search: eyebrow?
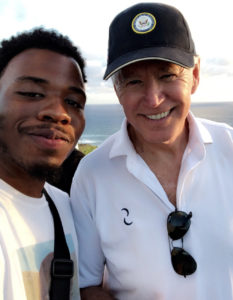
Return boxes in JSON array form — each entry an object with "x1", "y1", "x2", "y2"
[
  {"x1": 16, "y1": 76, "x2": 49, "y2": 84},
  {"x1": 69, "y1": 86, "x2": 86, "y2": 99},
  {"x1": 16, "y1": 76, "x2": 86, "y2": 99}
]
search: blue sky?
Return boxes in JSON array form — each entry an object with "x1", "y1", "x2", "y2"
[{"x1": 0, "y1": 0, "x2": 232, "y2": 104}]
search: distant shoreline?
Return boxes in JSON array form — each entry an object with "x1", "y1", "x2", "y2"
[
  {"x1": 78, "y1": 143, "x2": 97, "y2": 154},
  {"x1": 84, "y1": 101, "x2": 233, "y2": 106},
  {"x1": 80, "y1": 102, "x2": 233, "y2": 147}
]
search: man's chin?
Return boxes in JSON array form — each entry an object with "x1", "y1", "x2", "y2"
[{"x1": 27, "y1": 163, "x2": 61, "y2": 182}]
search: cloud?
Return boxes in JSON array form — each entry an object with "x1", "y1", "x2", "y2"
[
  {"x1": 86, "y1": 59, "x2": 105, "y2": 84},
  {"x1": 0, "y1": 0, "x2": 7, "y2": 10},
  {"x1": 0, "y1": 0, "x2": 232, "y2": 104},
  {"x1": 201, "y1": 57, "x2": 233, "y2": 77},
  {"x1": 85, "y1": 60, "x2": 117, "y2": 104}
]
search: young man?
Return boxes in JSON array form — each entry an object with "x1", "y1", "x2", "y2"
[
  {"x1": 0, "y1": 28, "x2": 86, "y2": 299},
  {"x1": 71, "y1": 3, "x2": 233, "y2": 300}
]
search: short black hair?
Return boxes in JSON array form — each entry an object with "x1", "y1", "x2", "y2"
[{"x1": 0, "y1": 27, "x2": 87, "y2": 82}]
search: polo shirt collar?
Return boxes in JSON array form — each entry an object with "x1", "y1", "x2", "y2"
[
  {"x1": 188, "y1": 111, "x2": 213, "y2": 145},
  {"x1": 109, "y1": 118, "x2": 136, "y2": 159},
  {"x1": 109, "y1": 111, "x2": 213, "y2": 160}
]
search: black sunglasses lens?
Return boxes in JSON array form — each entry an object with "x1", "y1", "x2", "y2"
[
  {"x1": 167, "y1": 211, "x2": 192, "y2": 240},
  {"x1": 171, "y1": 247, "x2": 197, "y2": 276}
]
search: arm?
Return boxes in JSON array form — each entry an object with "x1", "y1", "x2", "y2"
[
  {"x1": 70, "y1": 164, "x2": 107, "y2": 291},
  {"x1": 81, "y1": 286, "x2": 115, "y2": 300}
]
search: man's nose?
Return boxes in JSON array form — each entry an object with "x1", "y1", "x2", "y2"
[
  {"x1": 37, "y1": 97, "x2": 71, "y2": 125},
  {"x1": 143, "y1": 79, "x2": 165, "y2": 107}
]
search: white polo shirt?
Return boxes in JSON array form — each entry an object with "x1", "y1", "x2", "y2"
[{"x1": 71, "y1": 112, "x2": 233, "y2": 300}]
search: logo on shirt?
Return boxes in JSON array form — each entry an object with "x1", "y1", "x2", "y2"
[{"x1": 121, "y1": 208, "x2": 133, "y2": 225}]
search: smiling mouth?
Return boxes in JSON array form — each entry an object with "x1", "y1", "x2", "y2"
[
  {"x1": 145, "y1": 109, "x2": 171, "y2": 120},
  {"x1": 19, "y1": 122, "x2": 74, "y2": 142},
  {"x1": 34, "y1": 131, "x2": 69, "y2": 142},
  {"x1": 20, "y1": 126, "x2": 72, "y2": 144},
  {"x1": 29, "y1": 132, "x2": 70, "y2": 143}
]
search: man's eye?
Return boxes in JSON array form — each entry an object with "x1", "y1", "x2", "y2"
[
  {"x1": 126, "y1": 79, "x2": 142, "y2": 86},
  {"x1": 65, "y1": 98, "x2": 84, "y2": 110},
  {"x1": 161, "y1": 74, "x2": 177, "y2": 80},
  {"x1": 16, "y1": 91, "x2": 43, "y2": 98}
]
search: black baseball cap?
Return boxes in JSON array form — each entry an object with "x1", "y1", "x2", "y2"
[{"x1": 104, "y1": 2, "x2": 196, "y2": 80}]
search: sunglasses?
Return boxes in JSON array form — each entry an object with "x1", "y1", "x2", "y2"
[{"x1": 167, "y1": 210, "x2": 197, "y2": 277}]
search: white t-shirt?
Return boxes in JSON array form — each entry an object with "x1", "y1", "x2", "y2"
[
  {"x1": 0, "y1": 180, "x2": 80, "y2": 300},
  {"x1": 71, "y1": 113, "x2": 233, "y2": 300}
]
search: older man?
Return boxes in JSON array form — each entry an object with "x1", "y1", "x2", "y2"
[
  {"x1": 0, "y1": 28, "x2": 86, "y2": 299},
  {"x1": 71, "y1": 3, "x2": 233, "y2": 300}
]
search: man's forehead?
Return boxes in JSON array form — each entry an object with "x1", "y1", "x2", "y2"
[
  {"x1": 1, "y1": 48, "x2": 84, "y2": 85},
  {"x1": 7, "y1": 49, "x2": 70, "y2": 68},
  {"x1": 120, "y1": 60, "x2": 183, "y2": 76}
]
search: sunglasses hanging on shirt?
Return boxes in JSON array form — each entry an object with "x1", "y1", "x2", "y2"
[{"x1": 167, "y1": 210, "x2": 197, "y2": 277}]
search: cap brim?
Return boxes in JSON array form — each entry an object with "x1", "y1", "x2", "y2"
[{"x1": 103, "y1": 46, "x2": 194, "y2": 80}]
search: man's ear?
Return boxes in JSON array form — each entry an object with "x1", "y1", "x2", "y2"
[
  {"x1": 113, "y1": 83, "x2": 123, "y2": 105},
  {"x1": 191, "y1": 56, "x2": 200, "y2": 94},
  {"x1": 113, "y1": 84, "x2": 118, "y2": 96}
]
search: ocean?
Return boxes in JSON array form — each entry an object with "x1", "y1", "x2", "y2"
[{"x1": 79, "y1": 102, "x2": 233, "y2": 146}]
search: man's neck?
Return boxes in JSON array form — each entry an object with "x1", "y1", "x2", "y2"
[
  {"x1": 130, "y1": 123, "x2": 189, "y2": 163},
  {"x1": 4, "y1": 176, "x2": 45, "y2": 198},
  {"x1": 0, "y1": 163, "x2": 45, "y2": 198},
  {"x1": 130, "y1": 124, "x2": 189, "y2": 206}
]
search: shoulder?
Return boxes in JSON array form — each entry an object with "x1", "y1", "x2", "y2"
[
  {"x1": 197, "y1": 117, "x2": 233, "y2": 136},
  {"x1": 44, "y1": 182, "x2": 69, "y2": 206},
  {"x1": 196, "y1": 118, "x2": 233, "y2": 156},
  {"x1": 198, "y1": 117, "x2": 232, "y2": 129},
  {"x1": 44, "y1": 183, "x2": 75, "y2": 225},
  {"x1": 78, "y1": 133, "x2": 117, "y2": 170}
]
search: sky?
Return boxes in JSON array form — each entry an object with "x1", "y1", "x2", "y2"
[{"x1": 0, "y1": 0, "x2": 232, "y2": 104}]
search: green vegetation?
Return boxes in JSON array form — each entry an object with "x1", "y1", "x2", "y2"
[{"x1": 78, "y1": 144, "x2": 97, "y2": 155}]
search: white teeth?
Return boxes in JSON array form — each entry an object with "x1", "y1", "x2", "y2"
[{"x1": 146, "y1": 110, "x2": 170, "y2": 120}]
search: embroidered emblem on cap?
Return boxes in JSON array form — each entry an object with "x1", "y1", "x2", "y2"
[{"x1": 132, "y1": 12, "x2": 156, "y2": 34}]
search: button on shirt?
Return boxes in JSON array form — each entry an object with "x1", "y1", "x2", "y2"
[{"x1": 71, "y1": 112, "x2": 233, "y2": 300}]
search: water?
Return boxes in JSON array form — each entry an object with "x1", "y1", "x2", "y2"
[
  {"x1": 80, "y1": 104, "x2": 125, "y2": 146},
  {"x1": 79, "y1": 102, "x2": 233, "y2": 146}
]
